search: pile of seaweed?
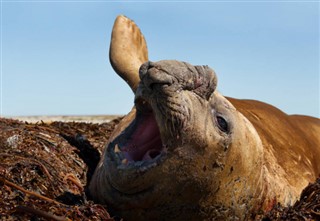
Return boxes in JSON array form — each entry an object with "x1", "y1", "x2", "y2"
[
  {"x1": 0, "y1": 117, "x2": 319, "y2": 220},
  {"x1": 0, "y1": 117, "x2": 121, "y2": 220}
]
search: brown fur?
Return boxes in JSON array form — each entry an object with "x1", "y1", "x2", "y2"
[{"x1": 228, "y1": 97, "x2": 320, "y2": 191}]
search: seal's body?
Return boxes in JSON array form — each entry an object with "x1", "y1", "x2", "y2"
[{"x1": 89, "y1": 15, "x2": 320, "y2": 220}]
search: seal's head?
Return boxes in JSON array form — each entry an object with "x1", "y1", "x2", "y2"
[
  {"x1": 89, "y1": 15, "x2": 266, "y2": 220},
  {"x1": 91, "y1": 61, "x2": 264, "y2": 220}
]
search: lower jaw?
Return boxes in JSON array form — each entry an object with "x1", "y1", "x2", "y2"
[
  {"x1": 106, "y1": 154, "x2": 167, "y2": 195},
  {"x1": 109, "y1": 177, "x2": 155, "y2": 196},
  {"x1": 110, "y1": 149, "x2": 167, "y2": 172}
]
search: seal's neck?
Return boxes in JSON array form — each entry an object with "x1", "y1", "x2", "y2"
[{"x1": 259, "y1": 148, "x2": 300, "y2": 212}]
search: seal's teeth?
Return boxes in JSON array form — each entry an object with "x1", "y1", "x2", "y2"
[{"x1": 115, "y1": 144, "x2": 121, "y2": 153}]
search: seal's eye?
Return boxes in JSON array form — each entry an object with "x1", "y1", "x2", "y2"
[{"x1": 216, "y1": 116, "x2": 229, "y2": 133}]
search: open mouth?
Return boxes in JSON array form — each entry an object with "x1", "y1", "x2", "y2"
[
  {"x1": 121, "y1": 111, "x2": 163, "y2": 162},
  {"x1": 107, "y1": 98, "x2": 167, "y2": 170}
]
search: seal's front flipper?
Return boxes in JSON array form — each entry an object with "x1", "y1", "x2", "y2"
[{"x1": 109, "y1": 15, "x2": 149, "y2": 92}]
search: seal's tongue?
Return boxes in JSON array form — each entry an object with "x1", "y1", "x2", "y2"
[{"x1": 122, "y1": 113, "x2": 163, "y2": 162}]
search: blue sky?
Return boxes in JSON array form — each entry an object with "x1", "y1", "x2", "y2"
[{"x1": 1, "y1": 1, "x2": 319, "y2": 117}]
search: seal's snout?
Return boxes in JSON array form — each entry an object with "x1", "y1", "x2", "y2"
[
  {"x1": 139, "y1": 61, "x2": 174, "y2": 91},
  {"x1": 138, "y1": 60, "x2": 217, "y2": 100}
]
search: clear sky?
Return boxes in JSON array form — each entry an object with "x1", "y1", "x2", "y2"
[{"x1": 1, "y1": 1, "x2": 319, "y2": 117}]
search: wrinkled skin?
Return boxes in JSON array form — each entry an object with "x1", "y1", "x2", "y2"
[
  {"x1": 91, "y1": 60, "x2": 265, "y2": 220},
  {"x1": 89, "y1": 15, "x2": 320, "y2": 220}
]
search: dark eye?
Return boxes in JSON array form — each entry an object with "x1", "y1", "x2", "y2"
[{"x1": 216, "y1": 116, "x2": 229, "y2": 133}]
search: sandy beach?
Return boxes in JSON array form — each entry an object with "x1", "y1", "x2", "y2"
[{"x1": 6, "y1": 115, "x2": 122, "y2": 124}]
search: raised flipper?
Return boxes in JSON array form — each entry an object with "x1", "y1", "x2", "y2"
[{"x1": 109, "y1": 15, "x2": 149, "y2": 92}]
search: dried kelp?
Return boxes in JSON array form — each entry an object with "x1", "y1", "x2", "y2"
[{"x1": 0, "y1": 117, "x2": 120, "y2": 220}]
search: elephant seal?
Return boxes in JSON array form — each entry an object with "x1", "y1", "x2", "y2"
[{"x1": 89, "y1": 15, "x2": 320, "y2": 220}]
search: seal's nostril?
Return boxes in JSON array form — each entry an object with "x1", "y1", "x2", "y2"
[
  {"x1": 148, "y1": 61, "x2": 155, "y2": 68},
  {"x1": 139, "y1": 61, "x2": 152, "y2": 80},
  {"x1": 139, "y1": 61, "x2": 174, "y2": 91}
]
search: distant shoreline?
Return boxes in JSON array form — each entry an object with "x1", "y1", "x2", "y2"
[{"x1": 4, "y1": 115, "x2": 123, "y2": 124}]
